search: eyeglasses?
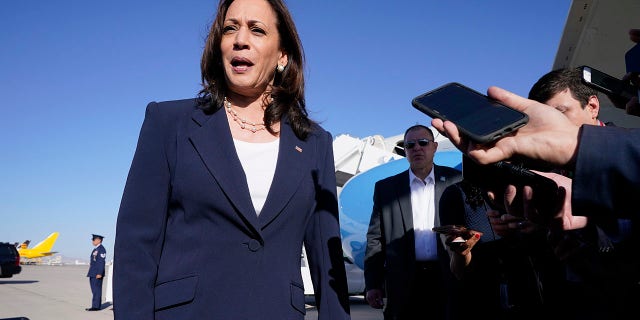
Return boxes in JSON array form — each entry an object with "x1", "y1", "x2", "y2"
[{"x1": 404, "y1": 138, "x2": 432, "y2": 149}]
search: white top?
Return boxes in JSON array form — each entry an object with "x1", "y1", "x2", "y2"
[
  {"x1": 233, "y1": 138, "x2": 280, "y2": 216},
  {"x1": 409, "y1": 168, "x2": 438, "y2": 261}
]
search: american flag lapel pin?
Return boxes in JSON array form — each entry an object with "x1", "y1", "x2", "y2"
[{"x1": 295, "y1": 146, "x2": 303, "y2": 153}]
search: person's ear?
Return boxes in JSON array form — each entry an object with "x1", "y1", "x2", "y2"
[{"x1": 587, "y1": 95, "x2": 600, "y2": 120}]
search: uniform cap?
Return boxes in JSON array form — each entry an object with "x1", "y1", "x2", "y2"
[{"x1": 91, "y1": 234, "x2": 104, "y2": 240}]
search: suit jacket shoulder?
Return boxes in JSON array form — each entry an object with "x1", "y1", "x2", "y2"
[
  {"x1": 374, "y1": 164, "x2": 461, "y2": 188},
  {"x1": 434, "y1": 164, "x2": 462, "y2": 182},
  {"x1": 374, "y1": 170, "x2": 409, "y2": 189},
  {"x1": 145, "y1": 98, "x2": 201, "y2": 122}
]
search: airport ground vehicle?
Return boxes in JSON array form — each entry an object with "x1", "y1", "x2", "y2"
[{"x1": 0, "y1": 242, "x2": 22, "y2": 278}]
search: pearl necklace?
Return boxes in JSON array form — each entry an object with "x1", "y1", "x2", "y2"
[{"x1": 224, "y1": 97, "x2": 266, "y2": 133}]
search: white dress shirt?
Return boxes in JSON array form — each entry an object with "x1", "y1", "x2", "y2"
[{"x1": 409, "y1": 168, "x2": 438, "y2": 261}]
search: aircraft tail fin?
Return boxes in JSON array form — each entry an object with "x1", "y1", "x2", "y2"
[
  {"x1": 31, "y1": 232, "x2": 59, "y2": 253},
  {"x1": 20, "y1": 240, "x2": 30, "y2": 249}
]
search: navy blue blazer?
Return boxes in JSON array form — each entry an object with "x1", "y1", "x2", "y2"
[
  {"x1": 113, "y1": 99, "x2": 350, "y2": 320},
  {"x1": 573, "y1": 125, "x2": 640, "y2": 220}
]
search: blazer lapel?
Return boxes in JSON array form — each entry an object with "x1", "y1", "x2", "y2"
[
  {"x1": 394, "y1": 170, "x2": 417, "y2": 262},
  {"x1": 395, "y1": 171, "x2": 414, "y2": 233},
  {"x1": 189, "y1": 107, "x2": 260, "y2": 229},
  {"x1": 258, "y1": 118, "x2": 309, "y2": 226}
]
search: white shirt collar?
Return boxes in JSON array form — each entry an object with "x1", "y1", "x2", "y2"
[{"x1": 409, "y1": 166, "x2": 435, "y2": 185}]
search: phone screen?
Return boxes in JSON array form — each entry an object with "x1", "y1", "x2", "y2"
[{"x1": 412, "y1": 82, "x2": 528, "y2": 144}]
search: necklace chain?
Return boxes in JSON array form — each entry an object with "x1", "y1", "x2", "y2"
[{"x1": 224, "y1": 97, "x2": 266, "y2": 133}]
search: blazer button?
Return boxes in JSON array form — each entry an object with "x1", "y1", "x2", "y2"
[{"x1": 247, "y1": 239, "x2": 262, "y2": 252}]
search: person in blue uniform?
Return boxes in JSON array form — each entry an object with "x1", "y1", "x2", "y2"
[{"x1": 86, "y1": 234, "x2": 106, "y2": 311}]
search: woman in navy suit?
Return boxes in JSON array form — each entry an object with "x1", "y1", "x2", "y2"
[{"x1": 113, "y1": 0, "x2": 350, "y2": 319}]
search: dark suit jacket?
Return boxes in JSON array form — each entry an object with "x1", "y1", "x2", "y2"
[
  {"x1": 113, "y1": 98, "x2": 350, "y2": 320},
  {"x1": 363, "y1": 165, "x2": 462, "y2": 316},
  {"x1": 573, "y1": 125, "x2": 640, "y2": 220}
]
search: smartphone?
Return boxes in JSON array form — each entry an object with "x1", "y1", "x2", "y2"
[
  {"x1": 432, "y1": 225, "x2": 467, "y2": 243},
  {"x1": 580, "y1": 65, "x2": 636, "y2": 103},
  {"x1": 412, "y1": 82, "x2": 528, "y2": 144},
  {"x1": 461, "y1": 155, "x2": 560, "y2": 217},
  {"x1": 432, "y1": 225, "x2": 467, "y2": 235}
]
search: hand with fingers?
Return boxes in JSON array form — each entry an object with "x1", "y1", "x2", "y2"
[
  {"x1": 365, "y1": 288, "x2": 385, "y2": 309},
  {"x1": 433, "y1": 225, "x2": 483, "y2": 256}
]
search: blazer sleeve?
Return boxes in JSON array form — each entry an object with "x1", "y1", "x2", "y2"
[
  {"x1": 363, "y1": 179, "x2": 385, "y2": 291},
  {"x1": 113, "y1": 102, "x2": 174, "y2": 320},
  {"x1": 573, "y1": 125, "x2": 640, "y2": 220},
  {"x1": 303, "y1": 130, "x2": 351, "y2": 320}
]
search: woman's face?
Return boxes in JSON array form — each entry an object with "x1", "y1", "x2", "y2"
[{"x1": 221, "y1": 0, "x2": 288, "y2": 98}]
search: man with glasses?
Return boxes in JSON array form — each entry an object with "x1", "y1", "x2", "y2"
[{"x1": 364, "y1": 124, "x2": 462, "y2": 320}]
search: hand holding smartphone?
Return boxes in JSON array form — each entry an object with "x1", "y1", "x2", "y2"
[
  {"x1": 461, "y1": 155, "x2": 560, "y2": 220},
  {"x1": 433, "y1": 225, "x2": 485, "y2": 256},
  {"x1": 432, "y1": 224, "x2": 468, "y2": 236},
  {"x1": 412, "y1": 82, "x2": 528, "y2": 144},
  {"x1": 432, "y1": 225, "x2": 469, "y2": 243}
]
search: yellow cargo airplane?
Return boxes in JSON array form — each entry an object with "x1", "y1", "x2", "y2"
[{"x1": 17, "y1": 232, "x2": 60, "y2": 260}]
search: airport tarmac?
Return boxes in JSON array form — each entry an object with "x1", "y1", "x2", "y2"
[{"x1": 0, "y1": 265, "x2": 383, "y2": 320}]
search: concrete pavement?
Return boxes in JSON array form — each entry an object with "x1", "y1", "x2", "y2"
[{"x1": 0, "y1": 265, "x2": 382, "y2": 320}]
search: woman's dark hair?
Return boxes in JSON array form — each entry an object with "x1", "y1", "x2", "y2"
[{"x1": 199, "y1": 0, "x2": 313, "y2": 139}]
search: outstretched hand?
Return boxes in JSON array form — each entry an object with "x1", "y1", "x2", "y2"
[{"x1": 431, "y1": 86, "x2": 581, "y2": 169}]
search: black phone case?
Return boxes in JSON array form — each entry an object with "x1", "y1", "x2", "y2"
[
  {"x1": 579, "y1": 65, "x2": 636, "y2": 102},
  {"x1": 411, "y1": 82, "x2": 528, "y2": 144}
]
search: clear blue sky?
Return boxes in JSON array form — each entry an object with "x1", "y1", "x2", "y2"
[{"x1": 0, "y1": 0, "x2": 571, "y2": 261}]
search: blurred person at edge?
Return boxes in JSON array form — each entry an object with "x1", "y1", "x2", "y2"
[
  {"x1": 112, "y1": 0, "x2": 350, "y2": 319},
  {"x1": 607, "y1": 29, "x2": 640, "y2": 116}
]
